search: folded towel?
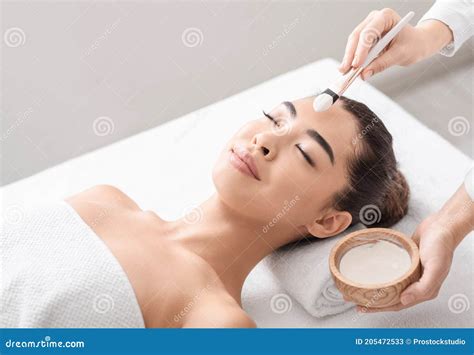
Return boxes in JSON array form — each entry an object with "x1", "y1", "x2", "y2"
[
  {"x1": 0, "y1": 201, "x2": 145, "y2": 328},
  {"x1": 268, "y1": 224, "x2": 366, "y2": 318}
]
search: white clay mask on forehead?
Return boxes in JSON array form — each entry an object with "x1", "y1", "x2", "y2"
[{"x1": 339, "y1": 239, "x2": 411, "y2": 285}]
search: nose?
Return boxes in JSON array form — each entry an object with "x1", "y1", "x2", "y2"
[{"x1": 252, "y1": 133, "x2": 276, "y2": 160}]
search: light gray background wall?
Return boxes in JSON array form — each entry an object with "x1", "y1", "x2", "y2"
[{"x1": 1, "y1": 0, "x2": 472, "y2": 186}]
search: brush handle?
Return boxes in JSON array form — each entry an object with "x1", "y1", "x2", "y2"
[
  {"x1": 329, "y1": 11, "x2": 415, "y2": 96},
  {"x1": 339, "y1": 67, "x2": 364, "y2": 96},
  {"x1": 327, "y1": 66, "x2": 363, "y2": 97},
  {"x1": 361, "y1": 11, "x2": 415, "y2": 69}
]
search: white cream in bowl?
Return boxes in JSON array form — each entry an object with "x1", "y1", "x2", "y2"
[{"x1": 339, "y1": 240, "x2": 411, "y2": 285}]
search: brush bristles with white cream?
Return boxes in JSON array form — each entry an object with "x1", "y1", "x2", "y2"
[
  {"x1": 313, "y1": 94, "x2": 334, "y2": 112},
  {"x1": 313, "y1": 67, "x2": 363, "y2": 112}
]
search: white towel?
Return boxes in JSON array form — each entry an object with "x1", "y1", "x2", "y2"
[
  {"x1": 0, "y1": 201, "x2": 145, "y2": 328},
  {"x1": 268, "y1": 224, "x2": 366, "y2": 318}
]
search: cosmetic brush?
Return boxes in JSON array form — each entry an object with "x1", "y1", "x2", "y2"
[{"x1": 313, "y1": 11, "x2": 415, "y2": 112}]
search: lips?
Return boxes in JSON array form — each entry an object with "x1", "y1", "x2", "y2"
[{"x1": 230, "y1": 145, "x2": 260, "y2": 181}]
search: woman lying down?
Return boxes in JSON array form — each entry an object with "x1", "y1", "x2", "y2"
[{"x1": 1, "y1": 95, "x2": 409, "y2": 328}]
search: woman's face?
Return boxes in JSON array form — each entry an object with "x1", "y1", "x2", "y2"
[{"x1": 212, "y1": 97, "x2": 358, "y2": 235}]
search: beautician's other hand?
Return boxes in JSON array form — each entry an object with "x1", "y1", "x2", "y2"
[
  {"x1": 358, "y1": 184, "x2": 473, "y2": 313},
  {"x1": 339, "y1": 8, "x2": 453, "y2": 79},
  {"x1": 356, "y1": 215, "x2": 454, "y2": 313}
]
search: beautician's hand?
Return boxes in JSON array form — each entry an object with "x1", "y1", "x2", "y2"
[
  {"x1": 339, "y1": 8, "x2": 453, "y2": 79},
  {"x1": 357, "y1": 216, "x2": 454, "y2": 313},
  {"x1": 359, "y1": 184, "x2": 473, "y2": 313}
]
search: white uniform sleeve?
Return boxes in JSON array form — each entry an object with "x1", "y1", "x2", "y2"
[{"x1": 418, "y1": 0, "x2": 474, "y2": 56}]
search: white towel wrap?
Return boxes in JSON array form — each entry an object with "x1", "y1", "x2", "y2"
[{"x1": 0, "y1": 201, "x2": 145, "y2": 328}]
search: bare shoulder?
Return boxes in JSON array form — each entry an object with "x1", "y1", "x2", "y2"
[
  {"x1": 65, "y1": 184, "x2": 140, "y2": 211},
  {"x1": 183, "y1": 298, "x2": 256, "y2": 328},
  {"x1": 218, "y1": 307, "x2": 257, "y2": 328}
]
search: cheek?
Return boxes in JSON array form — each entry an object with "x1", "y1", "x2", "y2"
[
  {"x1": 261, "y1": 163, "x2": 336, "y2": 224},
  {"x1": 257, "y1": 171, "x2": 306, "y2": 220}
]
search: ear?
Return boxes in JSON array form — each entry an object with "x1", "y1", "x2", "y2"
[{"x1": 305, "y1": 210, "x2": 352, "y2": 238}]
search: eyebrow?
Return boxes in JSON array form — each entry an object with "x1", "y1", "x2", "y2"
[
  {"x1": 306, "y1": 129, "x2": 335, "y2": 165},
  {"x1": 280, "y1": 101, "x2": 335, "y2": 165},
  {"x1": 282, "y1": 101, "x2": 297, "y2": 118}
]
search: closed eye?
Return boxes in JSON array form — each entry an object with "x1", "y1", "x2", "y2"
[
  {"x1": 263, "y1": 109, "x2": 314, "y2": 168},
  {"x1": 263, "y1": 110, "x2": 278, "y2": 126},
  {"x1": 296, "y1": 144, "x2": 315, "y2": 167}
]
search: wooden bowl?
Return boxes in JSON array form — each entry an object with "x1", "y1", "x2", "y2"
[{"x1": 329, "y1": 228, "x2": 421, "y2": 308}]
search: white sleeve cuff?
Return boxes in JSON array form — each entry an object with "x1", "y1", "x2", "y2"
[
  {"x1": 418, "y1": 0, "x2": 474, "y2": 57},
  {"x1": 464, "y1": 167, "x2": 474, "y2": 201}
]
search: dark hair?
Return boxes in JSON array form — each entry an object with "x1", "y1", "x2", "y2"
[{"x1": 332, "y1": 96, "x2": 409, "y2": 228}]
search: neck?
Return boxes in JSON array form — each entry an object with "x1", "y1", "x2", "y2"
[{"x1": 163, "y1": 193, "x2": 303, "y2": 304}]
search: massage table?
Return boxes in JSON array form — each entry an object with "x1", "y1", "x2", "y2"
[{"x1": 1, "y1": 58, "x2": 472, "y2": 328}]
